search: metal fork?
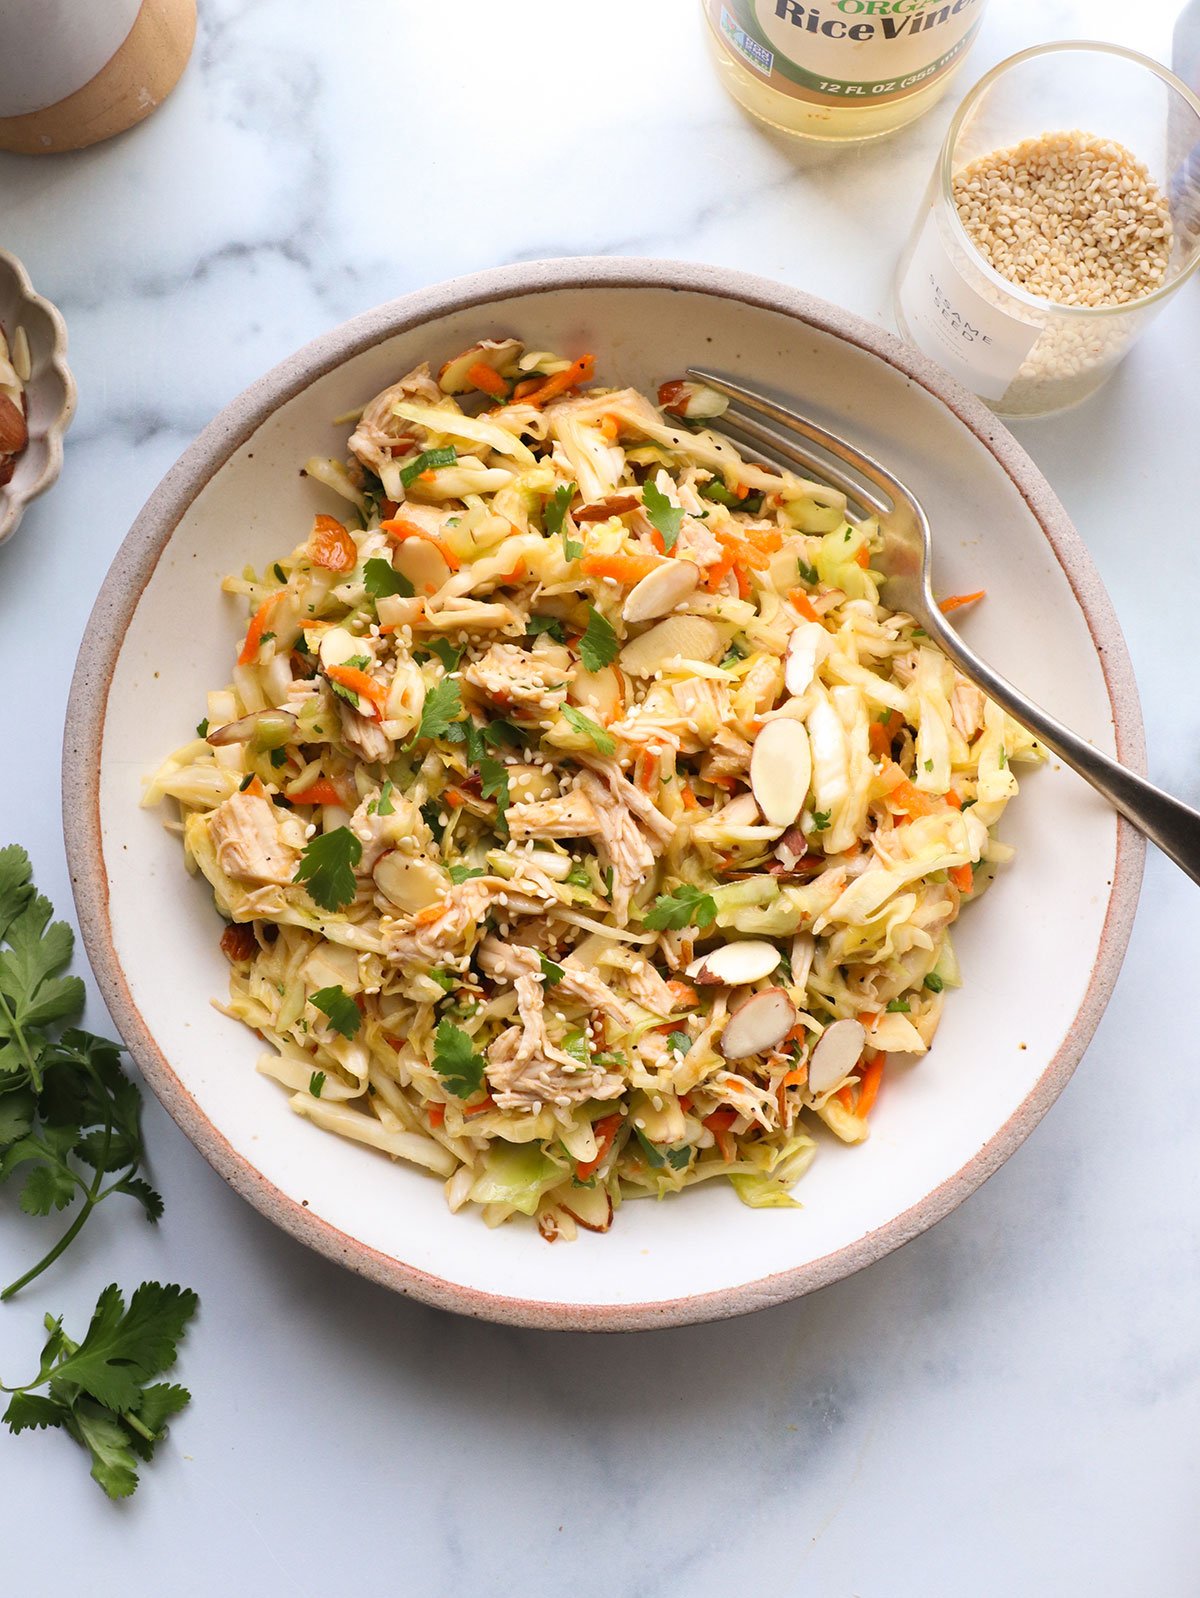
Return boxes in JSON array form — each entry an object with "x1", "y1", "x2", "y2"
[{"x1": 687, "y1": 366, "x2": 1200, "y2": 887}]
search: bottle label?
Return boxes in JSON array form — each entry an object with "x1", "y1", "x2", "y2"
[
  {"x1": 706, "y1": 0, "x2": 985, "y2": 106},
  {"x1": 897, "y1": 210, "x2": 1041, "y2": 400}
]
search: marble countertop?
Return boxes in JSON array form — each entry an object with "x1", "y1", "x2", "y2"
[{"x1": 2, "y1": 1, "x2": 1198, "y2": 1592}]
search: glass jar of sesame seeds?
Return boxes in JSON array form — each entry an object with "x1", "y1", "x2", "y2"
[{"x1": 894, "y1": 42, "x2": 1200, "y2": 418}]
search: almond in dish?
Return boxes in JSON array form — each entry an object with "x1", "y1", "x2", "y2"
[{"x1": 146, "y1": 341, "x2": 1040, "y2": 1238}]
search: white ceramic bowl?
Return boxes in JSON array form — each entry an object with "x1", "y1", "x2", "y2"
[
  {"x1": 0, "y1": 249, "x2": 75, "y2": 547},
  {"x1": 65, "y1": 259, "x2": 1144, "y2": 1330}
]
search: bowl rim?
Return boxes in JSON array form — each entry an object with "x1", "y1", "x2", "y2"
[
  {"x1": 0, "y1": 246, "x2": 77, "y2": 547},
  {"x1": 63, "y1": 256, "x2": 1146, "y2": 1332}
]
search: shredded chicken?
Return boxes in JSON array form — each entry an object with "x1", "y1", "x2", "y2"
[
  {"x1": 463, "y1": 642, "x2": 572, "y2": 712},
  {"x1": 208, "y1": 791, "x2": 301, "y2": 886},
  {"x1": 507, "y1": 788, "x2": 601, "y2": 840},
  {"x1": 486, "y1": 974, "x2": 625, "y2": 1109},
  {"x1": 347, "y1": 363, "x2": 440, "y2": 478}
]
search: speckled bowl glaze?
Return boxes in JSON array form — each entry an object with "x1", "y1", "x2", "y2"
[
  {"x1": 0, "y1": 249, "x2": 75, "y2": 546},
  {"x1": 64, "y1": 258, "x2": 1145, "y2": 1331}
]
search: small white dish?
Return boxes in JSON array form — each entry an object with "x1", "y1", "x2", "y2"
[
  {"x1": 65, "y1": 258, "x2": 1144, "y2": 1330},
  {"x1": 0, "y1": 248, "x2": 75, "y2": 547}
]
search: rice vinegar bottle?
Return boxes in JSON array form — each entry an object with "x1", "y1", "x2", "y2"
[{"x1": 703, "y1": 0, "x2": 990, "y2": 143}]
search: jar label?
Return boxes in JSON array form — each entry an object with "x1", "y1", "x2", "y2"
[
  {"x1": 706, "y1": 0, "x2": 985, "y2": 106},
  {"x1": 897, "y1": 210, "x2": 1041, "y2": 400}
]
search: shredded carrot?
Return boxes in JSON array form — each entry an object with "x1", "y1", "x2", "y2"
[
  {"x1": 715, "y1": 526, "x2": 770, "y2": 571},
  {"x1": 856, "y1": 1053, "x2": 886, "y2": 1118},
  {"x1": 237, "y1": 592, "x2": 283, "y2": 666},
  {"x1": 788, "y1": 588, "x2": 822, "y2": 624},
  {"x1": 855, "y1": 546, "x2": 871, "y2": 569},
  {"x1": 575, "y1": 1112, "x2": 623, "y2": 1182},
  {"x1": 886, "y1": 768, "x2": 945, "y2": 820},
  {"x1": 949, "y1": 862, "x2": 974, "y2": 893},
  {"x1": 666, "y1": 978, "x2": 698, "y2": 1009},
  {"x1": 734, "y1": 482, "x2": 749, "y2": 500},
  {"x1": 501, "y1": 557, "x2": 525, "y2": 583},
  {"x1": 858, "y1": 1012, "x2": 880, "y2": 1030},
  {"x1": 939, "y1": 590, "x2": 986, "y2": 614},
  {"x1": 466, "y1": 361, "x2": 508, "y2": 399},
  {"x1": 704, "y1": 554, "x2": 736, "y2": 594},
  {"x1": 464, "y1": 1092, "x2": 497, "y2": 1119},
  {"x1": 776, "y1": 1065, "x2": 808, "y2": 1120},
  {"x1": 598, "y1": 413, "x2": 621, "y2": 442},
  {"x1": 680, "y1": 783, "x2": 699, "y2": 811},
  {"x1": 444, "y1": 789, "x2": 465, "y2": 809},
  {"x1": 744, "y1": 525, "x2": 782, "y2": 556},
  {"x1": 307, "y1": 513, "x2": 356, "y2": 572},
  {"x1": 325, "y1": 664, "x2": 388, "y2": 718},
  {"x1": 635, "y1": 747, "x2": 658, "y2": 793},
  {"x1": 733, "y1": 564, "x2": 752, "y2": 599},
  {"x1": 242, "y1": 775, "x2": 266, "y2": 799},
  {"x1": 288, "y1": 779, "x2": 345, "y2": 807},
  {"x1": 521, "y1": 353, "x2": 596, "y2": 409},
  {"x1": 945, "y1": 789, "x2": 963, "y2": 810},
  {"x1": 868, "y1": 710, "x2": 905, "y2": 757},
  {"x1": 836, "y1": 1083, "x2": 856, "y2": 1111},
  {"x1": 380, "y1": 518, "x2": 461, "y2": 571},
  {"x1": 511, "y1": 377, "x2": 542, "y2": 401},
  {"x1": 427, "y1": 1103, "x2": 446, "y2": 1129},
  {"x1": 704, "y1": 1107, "x2": 738, "y2": 1162},
  {"x1": 413, "y1": 903, "x2": 444, "y2": 926},
  {"x1": 580, "y1": 551, "x2": 659, "y2": 586}
]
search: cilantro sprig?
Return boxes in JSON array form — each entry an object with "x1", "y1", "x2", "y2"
[
  {"x1": 561, "y1": 704, "x2": 615, "y2": 755},
  {"x1": 0, "y1": 848, "x2": 164, "y2": 1300},
  {"x1": 579, "y1": 606, "x2": 618, "y2": 673},
  {"x1": 310, "y1": 985, "x2": 361, "y2": 1039},
  {"x1": 643, "y1": 884, "x2": 717, "y2": 932},
  {"x1": 294, "y1": 827, "x2": 362, "y2": 913},
  {"x1": 407, "y1": 676, "x2": 463, "y2": 750},
  {"x1": 544, "y1": 482, "x2": 581, "y2": 561},
  {"x1": 1, "y1": 1282, "x2": 197, "y2": 1499},
  {"x1": 431, "y1": 1020, "x2": 485, "y2": 1099},
  {"x1": 363, "y1": 557, "x2": 414, "y2": 599},
  {"x1": 642, "y1": 479, "x2": 684, "y2": 553}
]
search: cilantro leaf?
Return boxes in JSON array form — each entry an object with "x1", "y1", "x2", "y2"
[
  {"x1": 579, "y1": 606, "x2": 618, "y2": 672},
  {"x1": 643, "y1": 884, "x2": 717, "y2": 932},
  {"x1": 310, "y1": 985, "x2": 361, "y2": 1039},
  {"x1": 448, "y1": 864, "x2": 485, "y2": 885},
  {"x1": 483, "y1": 719, "x2": 523, "y2": 750},
  {"x1": 527, "y1": 615, "x2": 567, "y2": 644},
  {"x1": 539, "y1": 954, "x2": 565, "y2": 986},
  {"x1": 544, "y1": 482, "x2": 581, "y2": 560},
  {"x1": 810, "y1": 810, "x2": 831, "y2": 832},
  {"x1": 309, "y1": 1071, "x2": 326, "y2": 1097},
  {"x1": 399, "y1": 446, "x2": 457, "y2": 487},
  {"x1": 666, "y1": 1030, "x2": 692, "y2": 1055},
  {"x1": 1, "y1": 1282, "x2": 197, "y2": 1498},
  {"x1": 479, "y1": 755, "x2": 510, "y2": 832},
  {"x1": 561, "y1": 704, "x2": 615, "y2": 756},
  {"x1": 407, "y1": 676, "x2": 463, "y2": 749},
  {"x1": 431, "y1": 1020, "x2": 485, "y2": 1099},
  {"x1": 363, "y1": 557, "x2": 414, "y2": 598},
  {"x1": 886, "y1": 998, "x2": 911, "y2": 1014},
  {"x1": 375, "y1": 780, "x2": 395, "y2": 816},
  {"x1": 195, "y1": 717, "x2": 209, "y2": 738},
  {"x1": 560, "y1": 1029, "x2": 590, "y2": 1065},
  {"x1": 423, "y1": 637, "x2": 464, "y2": 674},
  {"x1": 797, "y1": 559, "x2": 818, "y2": 585},
  {"x1": 294, "y1": 827, "x2": 362, "y2": 912},
  {"x1": 642, "y1": 479, "x2": 685, "y2": 553}
]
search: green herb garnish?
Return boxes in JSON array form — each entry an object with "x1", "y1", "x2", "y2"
[
  {"x1": 310, "y1": 985, "x2": 361, "y2": 1038},
  {"x1": 294, "y1": 828, "x2": 362, "y2": 912},
  {"x1": 561, "y1": 704, "x2": 615, "y2": 755},
  {"x1": 644, "y1": 884, "x2": 717, "y2": 932}
]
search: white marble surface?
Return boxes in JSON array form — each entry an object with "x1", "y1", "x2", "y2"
[{"x1": 2, "y1": 0, "x2": 1198, "y2": 1592}]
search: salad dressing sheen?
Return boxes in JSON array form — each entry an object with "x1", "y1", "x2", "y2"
[{"x1": 703, "y1": 0, "x2": 989, "y2": 142}]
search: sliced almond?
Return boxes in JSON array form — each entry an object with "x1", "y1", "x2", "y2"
[
  {"x1": 375, "y1": 594, "x2": 423, "y2": 630},
  {"x1": 206, "y1": 708, "x2": 297, "y2": 748},
  {"x1": 391, "y1": 537, "x2": 450, "y2": 593},
  {"x1": 0, "y1": 394, "x2": 27, "y2": 455},
  {"x1": 750, "y1": 718, "x2": 812, "y2": 827},
  {"x1": 808, "y1": 1018, "x2": 866, "y2": 1095},
  {"x1": 773, "y1": 824, "x2": 808, "y2": 872},
  {"x1": 619, "y1": 615, "x2": 722, "y2": 678},
  {"x1": 560, "y1": 1184, "x2": 614, "y2": 1232},
  {"x1": 437, "y1": 337, "x2": 523, "y2": 394},
  {"x1": 718, "y1": 792, "x2": 760, "y2": 827},
  {"x1": 373, "y1": 851, "x2": 446, "y2": 914},
  {"x1": 622, "y1": 561, "x2": 699, "y2": 625},
  {"x1": 784, "y1": 620, "x2": 829, "y2": 696},
  {"x1": 570, "y1": 663, "x2": 624, "y2": 723},
  {"x1": 318, "y1": 626, "x2": 363, "y2": 669},
  {"x1": 719, "y1": 988, "x2": 797, "y2": 1060},
  {"x1": 688, "y1": 939, "x2": 781, "y2": 987}
]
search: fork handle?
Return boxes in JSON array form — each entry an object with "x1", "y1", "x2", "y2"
[{"x1": 930, "y1": 619, "x2": 1200, "y2": 886}]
